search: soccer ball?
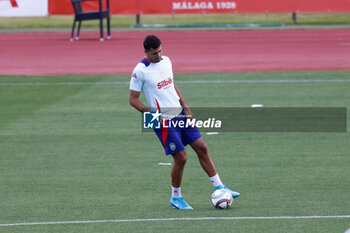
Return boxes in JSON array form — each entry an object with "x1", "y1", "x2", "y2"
[{"x1": 211, "y1": 189, "x2": 233, "y2": 209}]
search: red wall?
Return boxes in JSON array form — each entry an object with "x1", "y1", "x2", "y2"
[{"x1": 49, "y1": 0, "x2": 350, "y2": 15}]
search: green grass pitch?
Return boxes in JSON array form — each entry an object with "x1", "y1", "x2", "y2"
[{"x1": 0, "y1": 71, "x2": 349, "y2": 232}]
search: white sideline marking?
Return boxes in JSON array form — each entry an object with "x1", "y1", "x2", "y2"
[
  {"x1": 158, "y1": 162, "x2": 172, "y2": 166},
  {"x1": 206, "y1": 132, "x2": 219, "y2": 135},
  {"x1": 1, "y1": 79, "x2": 350, "y2": 86},
  {"x1": 345, "y1": 228, "x2": 350, "y2": 233},
  {"x1": 1, "y1": 215, "x2": 350, "y2": 227},
  {"x1": 0, "y1": 81, "x2": 129, "y2": 86},
  {"x1": 177, "y1": 80, "x2": 350, "y2": 84}
]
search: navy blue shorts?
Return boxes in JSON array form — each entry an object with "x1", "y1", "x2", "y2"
[{"x1": 154, "y1": 111, "x2": 202, "y2": 155}]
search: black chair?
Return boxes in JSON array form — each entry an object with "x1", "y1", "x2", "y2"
[{"x1": 70, "y1": 0, "x2": 111, "y2": 41}]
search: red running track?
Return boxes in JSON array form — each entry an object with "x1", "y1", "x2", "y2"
[{"x1": 1, "y1": 29, "x2": 350, "y2": 76}]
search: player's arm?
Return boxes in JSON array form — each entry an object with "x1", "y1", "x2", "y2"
[
  {"x1": 129, "y1": 90, "x2": 150, "y2": 113},
  {"x1": 174, "y1": 83, "x2": 194, "y2": 119}
]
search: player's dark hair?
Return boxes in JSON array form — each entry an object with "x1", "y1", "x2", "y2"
[{"x1": 143, "y1": 35, "x2": 161, "y2": 51}]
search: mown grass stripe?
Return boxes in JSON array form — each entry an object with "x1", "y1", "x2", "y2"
[{"x1": 1, "y1": 79, "x2": 350, "y2": 86}]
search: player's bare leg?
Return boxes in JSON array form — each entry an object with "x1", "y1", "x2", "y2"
[
  {"x1": 190, "y1": 137, "x2": 240, "y2": 198},
  {"x1": 169, "y1": 150, "x2": 193, "y2": 209},
  {"x1": 190, "y1": 137, "x2": 217, "y2": 177},
  {"x1": 171, "y1": 150, "x2": 187, "y2": 188}
]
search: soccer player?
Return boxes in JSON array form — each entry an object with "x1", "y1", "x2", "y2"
[{"x1": 129, "y1": 35, "x2": 240, "y2": 210}]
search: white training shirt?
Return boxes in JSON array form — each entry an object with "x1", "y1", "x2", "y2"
[{"x1": 130, "y1": 56, "x2": 182, "y2": 119}]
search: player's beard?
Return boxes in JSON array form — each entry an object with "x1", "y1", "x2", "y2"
[{"x1": 153, "y1": 56, "x2": 161, "y2": 63}]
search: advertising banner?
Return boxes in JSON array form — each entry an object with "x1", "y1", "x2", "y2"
[
  {"x1": 0, "y1": 0, "x2": 48, "y2": 16},
  {"x1": 49, "y1": 0, "x2": 350, "y2": 15}
]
